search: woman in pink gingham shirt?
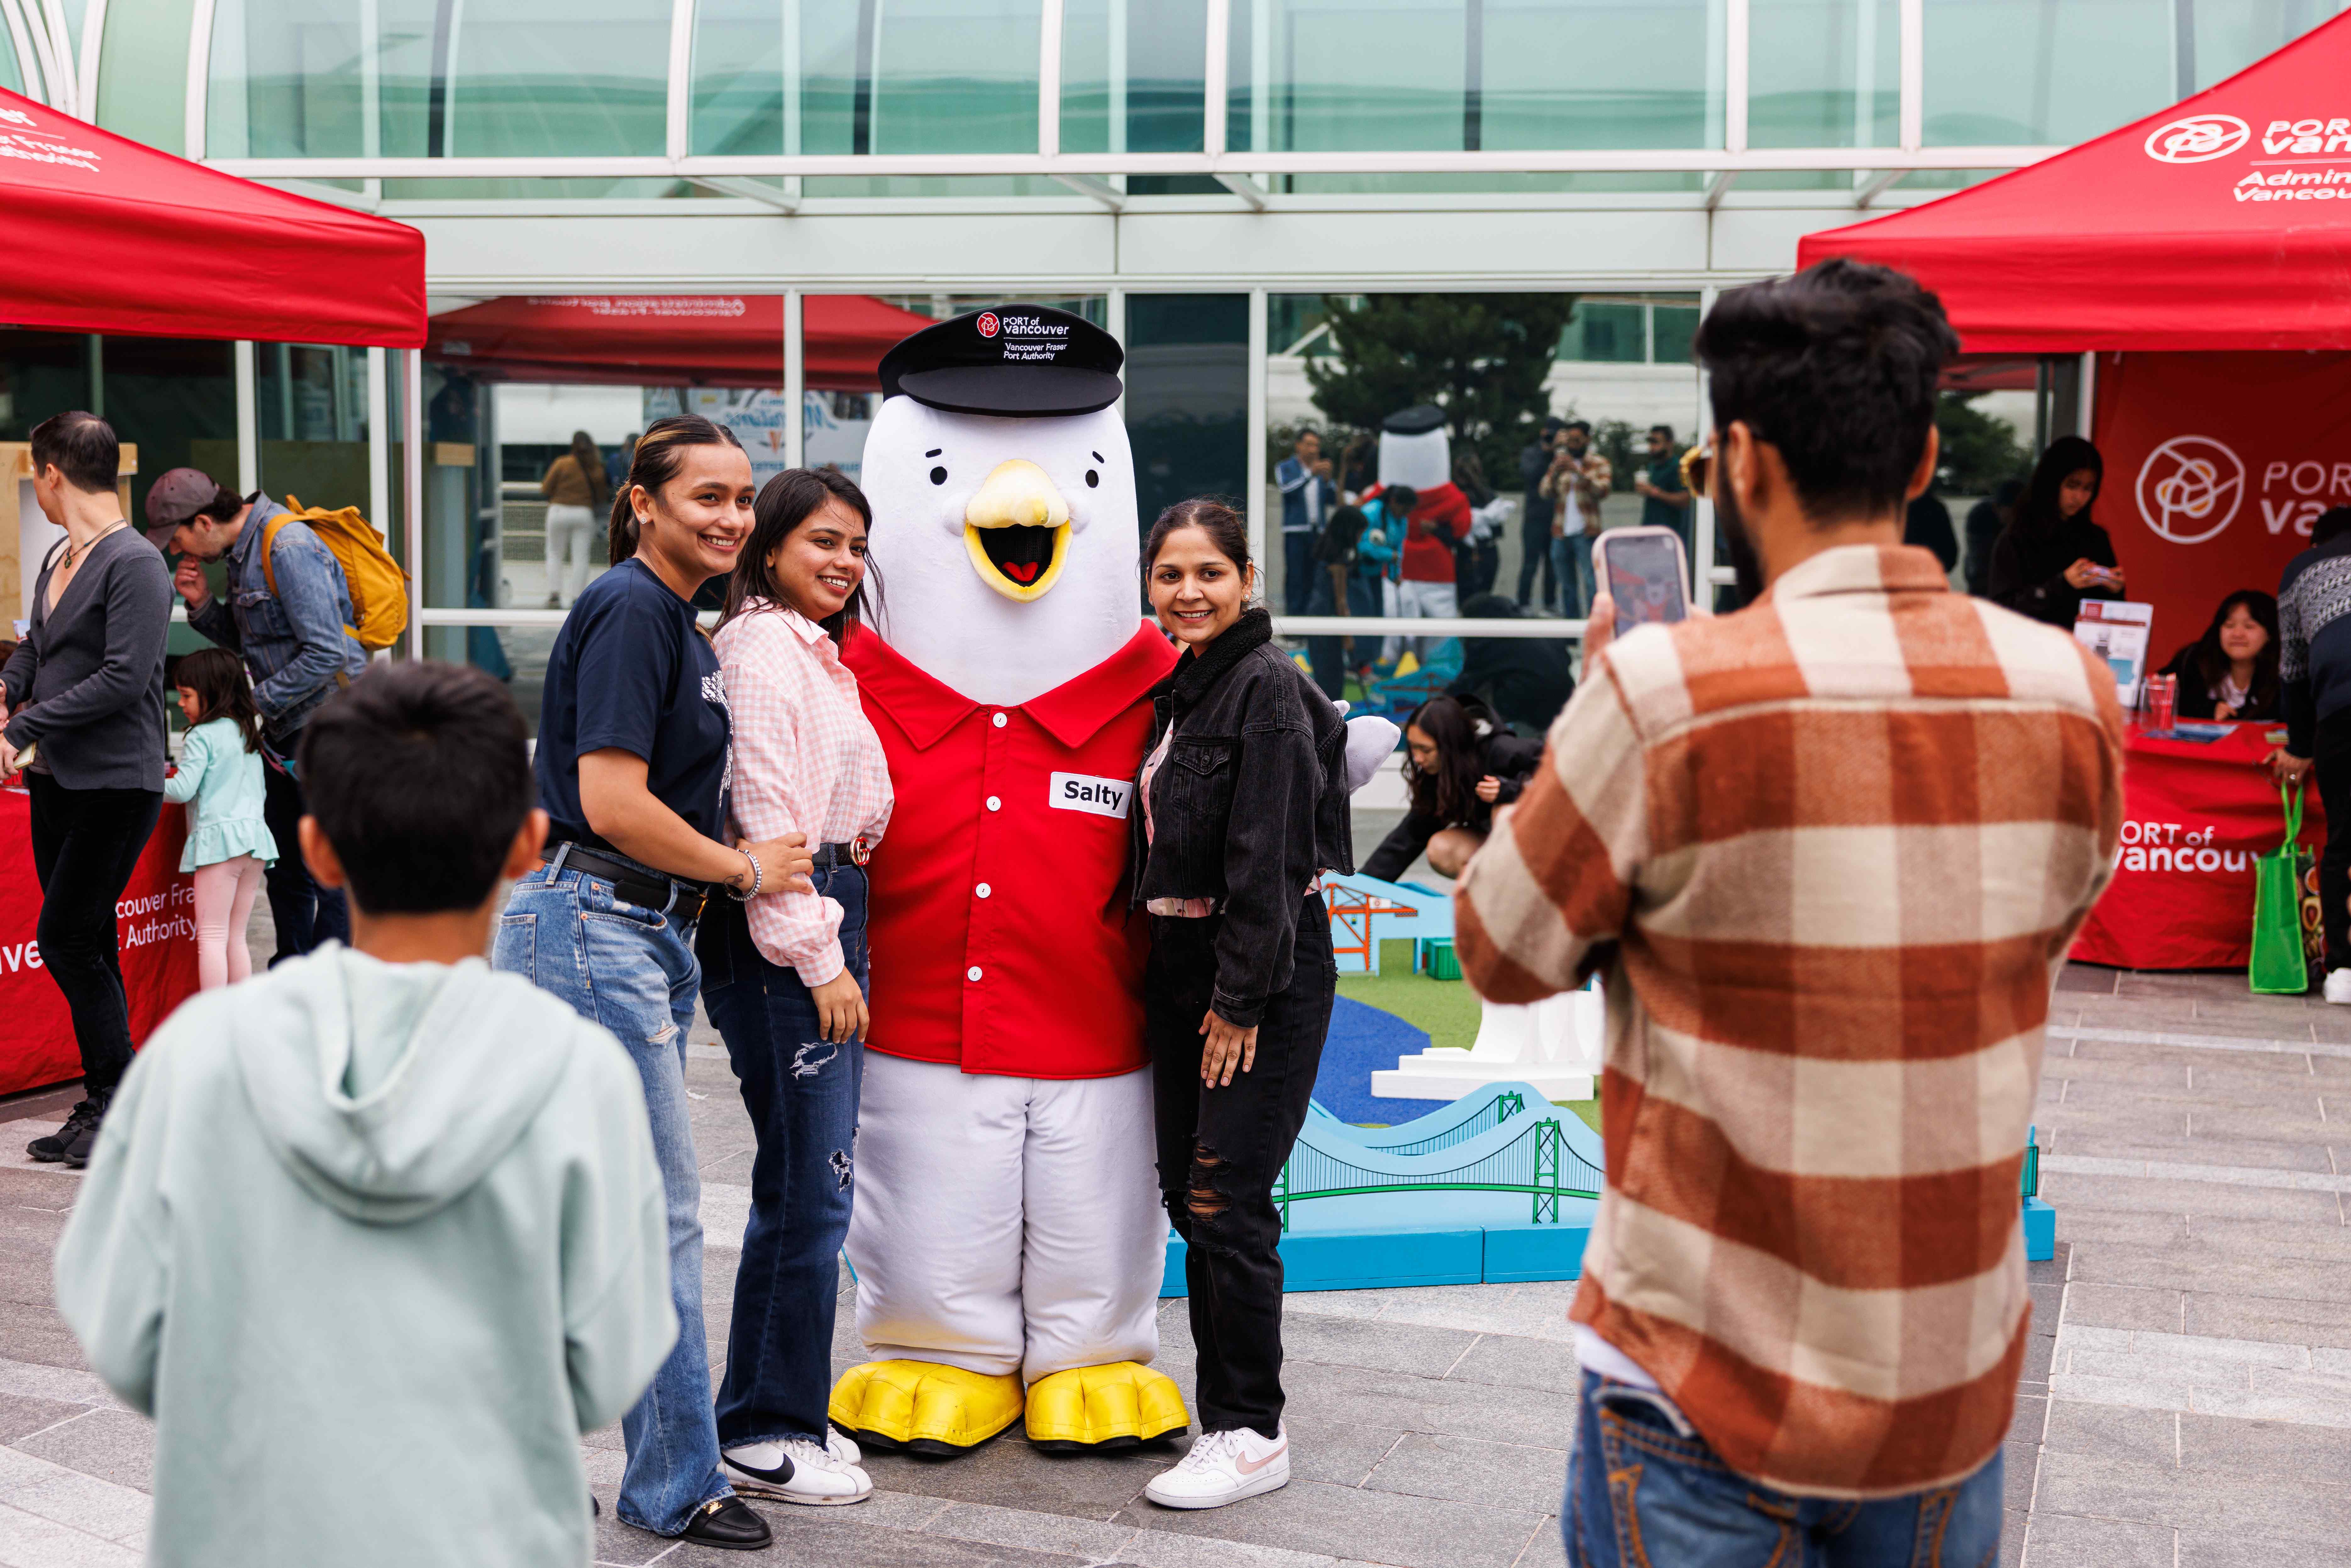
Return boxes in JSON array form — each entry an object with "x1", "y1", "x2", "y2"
[{"x1": 696, "y1": 468, "x2": 893, "y2": 1508}]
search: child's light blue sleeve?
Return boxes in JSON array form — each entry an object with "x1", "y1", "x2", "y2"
[
  {"x1": 53, "y1": 1051, "x2": 171, "y2": 1416},
  {"x1": 161, "y1": 724, "x2": 210, "y2": 806}
]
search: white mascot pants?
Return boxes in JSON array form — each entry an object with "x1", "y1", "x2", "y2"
[{"x1": 848, "y1": 1052, "x2": 1164, "y2": 1384}]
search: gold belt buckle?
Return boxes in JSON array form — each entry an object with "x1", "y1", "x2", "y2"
[{"x1": 849, "y1": 838, "x2": 872, "y2": 866}]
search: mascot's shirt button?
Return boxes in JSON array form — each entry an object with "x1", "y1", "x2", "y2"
[
  {"x1": 992, "y1": 713, "x2": 1008, "y2": 728},
  {"x1": 986, "y1": 795, "x2": 1002, "y2": 811},
  {"x1": 977, "y1": 882, "x2": 993, "y2": 898},
  {"x1": 967, "y1": 965, "x2": 984, "y2": 982}
]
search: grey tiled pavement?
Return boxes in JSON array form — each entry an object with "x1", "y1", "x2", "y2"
[{"x1": 4, "y1": 906, "x2": 2349, "y2": 1563}]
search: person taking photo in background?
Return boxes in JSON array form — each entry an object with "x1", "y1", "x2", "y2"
[{"x1": 3, "y1": 411, "x2": 172, "y2": 1172}]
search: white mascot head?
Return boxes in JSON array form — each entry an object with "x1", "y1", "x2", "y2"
[
  {"x1": 1377, "y1": 403, "x2": 1452, "y2": 493},
  {"x1": 861, "y1": 306, "x2": 1140, "y2": 707}
]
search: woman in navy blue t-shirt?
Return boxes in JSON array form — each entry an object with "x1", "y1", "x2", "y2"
[{"x1": 494, "y1": 415, "x2": 811, "y2": 1551}]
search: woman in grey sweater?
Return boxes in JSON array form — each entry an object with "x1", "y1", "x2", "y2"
[{"x1": 1, "y1": 413, "x2": 172, "y2": 1169}]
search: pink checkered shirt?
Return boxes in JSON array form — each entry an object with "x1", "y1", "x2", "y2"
[{"x1": 713, "y1": 600, "x2": 894, "y2": 986}]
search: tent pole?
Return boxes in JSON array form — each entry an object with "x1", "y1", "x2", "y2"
[
  {"x1": 783, "y1": 290, "x2": 805, "y2": 469},
  {"x1": 235, "y1": 342, "x2": 258, "y2": 494},
  {"x1": 403, "y1": 349, "x2": 424, "y2": 658}
]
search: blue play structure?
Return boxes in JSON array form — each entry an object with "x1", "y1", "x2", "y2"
[
  {"x1": 1160, "y1": 1082, "x2": 1603, "y2": 1294},
  {"x1": 1320, "y1": 870, "x2": 1453, "y2": 976}
]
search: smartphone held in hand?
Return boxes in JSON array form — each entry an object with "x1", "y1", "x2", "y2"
[{"x1": 1589, "y1": 527, "x2": 1691, "y2": 638}]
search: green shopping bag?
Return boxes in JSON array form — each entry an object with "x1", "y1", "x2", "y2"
[{"x1": 2251, "y1": 782, "x2": 2309, "y2": 995}]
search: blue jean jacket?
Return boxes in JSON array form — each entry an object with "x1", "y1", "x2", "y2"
[{"x1": 187, "y1": 495, "x2": 370, "y2": 741}]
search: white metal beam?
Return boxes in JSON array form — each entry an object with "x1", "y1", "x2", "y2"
[
  {"x1": 1704, "y1": 170, "x2": 1738, "y2": 211},
  {"x1": 664, "y1": 0, "x2": 694, "y2": 163},
  {"x1": 1215, "y1": 172, "x2": 1268, "y2": 210},
  {"x1": 1038, "y1": 0, "x2": 1063, "y2": 158},
  {"x1": 683, "y1": 175, "x2": 801, "y2": 211},
  {"x1": 1245, "y1": 285, "x2": 1267, "y2": 573},
  {"x1": 1724, "y1": 0, "x2": 1749, "y2": 157},
  {"x1": 1899, "y1": 0, "x2": 1924, "y2": 152},
  {"x1": 234, "y1": 341, "x2": 258, "y2": 493},
  {"x1": 1051, "y1": 172, "x2": 1125, "y2": 210},
  {"x1": 183, "y1": 0, "x2": 216, "y2": 155},
  {"x1": 1854, "y1": 168, "x2": 1907, "y2": 208},
  {"x1": 1203, "y1": 0, "x2": 1229, "y2": 159},
  {"x1": 783, "y1": 290, "x2": 804, "y2": 467}
]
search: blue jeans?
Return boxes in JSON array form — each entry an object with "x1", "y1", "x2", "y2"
[
  {"x1": 1566, "y1": 1372, "x2": 2003, "y2": 1568},
  {"x1": 1552, "y1": 532, "x2": 1595, "y2": 619},
  {"x1": 493, "y1": 861, "x2": 729, "y2": 1536},
  {"x1": 1283, "y1": 529, "x2": 1317, "y2": 616},
  {"x1": 697, "y1": 861, "x2": 869, "y2": 1450}
]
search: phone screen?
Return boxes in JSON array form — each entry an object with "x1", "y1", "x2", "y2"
[{"x1": 1601, "y1": 533, "x2": 1688, "y2": 636}]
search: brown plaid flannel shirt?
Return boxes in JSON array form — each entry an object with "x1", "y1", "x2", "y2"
[{"x1": 1455, "y1": 544, "x2": 2124, "y2": 1497}]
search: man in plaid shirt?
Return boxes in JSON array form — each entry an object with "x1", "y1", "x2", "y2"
[{"x1": 1455, "y1": 260, "x2": 2125, "y2": 1565}]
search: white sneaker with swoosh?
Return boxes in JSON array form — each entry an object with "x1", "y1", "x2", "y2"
[{"x1": 1144, "y1": 1425, "x2": 1290, "y2": 1509}]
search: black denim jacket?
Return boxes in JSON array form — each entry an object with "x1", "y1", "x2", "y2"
[{"x1": 1128, "y1": 607, "x2": 1355, "y2": 1026}]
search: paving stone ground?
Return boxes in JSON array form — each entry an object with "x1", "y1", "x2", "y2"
[{"x1": 3, "y1": 868, "x2": 2345, "y2": 1562}]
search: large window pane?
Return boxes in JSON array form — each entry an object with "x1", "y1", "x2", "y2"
[
  {"x1": 1749, "y1": 0, "x2": 1898, "y2": 149},
  {"x1": 446, "y1": 0, "x2": 668, "y2": 156},
  {"x1": 258, "y1": 343, "x2": 373, "y2": 515},
  {"x1": 1230, "y1": 0, "x2": 1722, "y2": 156},
  {"x1": 1127, "y1": 294, "x2": 1248, "y2": 533},
  {"x1": 207, "y1": 0, "x2": 434, "y2": 157},
  {"x1": 1062, "y1": 0, "x2": 1209, "y2": 189},
  {"x1": 1922, "y1": 0, "x2": 2171, "y2": 146},
  {"x1": 695, "y1": 0, "x2": 1042, "y2": 157}
]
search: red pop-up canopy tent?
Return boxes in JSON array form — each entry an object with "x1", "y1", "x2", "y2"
[
  {"x1": 0, "y1": 87, "x2": 424, "y2": 347},
  {"x1": 1799, "y1": 10, "x2": 2351, "y2": 352},
  {"x1": 427, "y1": 294, "x2": 937, "y2": 390}
]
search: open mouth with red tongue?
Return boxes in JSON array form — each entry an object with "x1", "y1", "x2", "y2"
[{"x1": 976, "y1": 524, "x2": 1058, "y2": 587}]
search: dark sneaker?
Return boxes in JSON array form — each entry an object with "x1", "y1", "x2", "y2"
[
  {"x1": 680, "y1": 1496, "x2": 771, "y2": 1551},
  {"x1": 26, "y1": 1098, "x2": 101, "y2": 1164}
]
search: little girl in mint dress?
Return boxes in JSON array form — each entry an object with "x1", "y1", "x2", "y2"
[{"x1": 163, "y1": 649, "x2": 279, "y2": 989}]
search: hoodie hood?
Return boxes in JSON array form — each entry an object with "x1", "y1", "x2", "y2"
[{"x1": 231, "y1": 946, "x2": 573, "y2": 1225}]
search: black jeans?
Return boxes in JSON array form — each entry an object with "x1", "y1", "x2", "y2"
[
  {"x1": 1516, "y1": 508, "x2": 1556, "y2": 605},
  {"x1": 2316, "y1": 712, "x2": 2351, "y2": 971},
  {"x1": 1146, "y1": 893, "x2": 1334, "y2": 1439},
  {"x1": 261, "y1": 753, "x2": 347, "y2": 961},
  {"x1": 697, "y1": 864, "x2": 868, "y2": 1449},
  {"x1": 26, "y1": 775, "x2": 161, "y2": 1097}
]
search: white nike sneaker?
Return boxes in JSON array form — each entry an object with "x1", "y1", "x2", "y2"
[
  {"x1": 1144, "y1": 1426, "x2": 1290, "y2": 1510},
  {"x1": 826, "y1": 1428, "x2": 862, "y2": 1466},
  {"x1": 2325, "y1": 969, "x2": 2351, "y2": 1005},
  {"x1": 722, "y1": 1438, "x2": 873, "y2": 1505}
]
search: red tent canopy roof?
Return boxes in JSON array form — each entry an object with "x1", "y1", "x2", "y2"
[
  {"x1": 1799, "y1": 12, "x2": 2351, "y2": 352},
  {"x1": 426, "y1": 294, "x2": 939, "y2": 391},
  {"x1": 0, "y1": 88, "x2": 424, "y2": 349}
]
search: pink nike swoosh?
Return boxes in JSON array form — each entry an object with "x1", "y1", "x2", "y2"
[{"x1": 1235, "y1": 1442, "x2": 1287, "y2": 1475}]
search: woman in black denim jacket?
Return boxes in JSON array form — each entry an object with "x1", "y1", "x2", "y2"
[{"x1": 1127, "y1": 500, "x2": 1353, "y2": 1512}]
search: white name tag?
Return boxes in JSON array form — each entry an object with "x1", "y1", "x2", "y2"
[{"x1": 1050, "y1": 772, "x2": 1133, "y2": 819}]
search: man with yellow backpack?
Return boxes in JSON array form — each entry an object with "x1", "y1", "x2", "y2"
[{"x1": 146, "y1": 468, "x2": 405, "y2": 961}]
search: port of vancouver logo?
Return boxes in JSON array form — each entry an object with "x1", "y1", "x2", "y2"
[
  {"x1": 976, "y1": 312, "x2": 1001, "y2": 338},
  {"x1": 2143, "y1": 114, "x2": 2249, "y2": 163}
]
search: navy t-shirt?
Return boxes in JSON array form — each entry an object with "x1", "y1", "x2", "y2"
[{"x1": 536, "y1": 558, "x2": 731, "y2": 853}]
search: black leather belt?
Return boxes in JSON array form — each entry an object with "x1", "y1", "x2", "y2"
[
  {"x1": 816, "y1": 840, "x2": 872, "y2": 870},
  {"x1": 541, "y1": 842, "x2": 710, "y2": 922}
]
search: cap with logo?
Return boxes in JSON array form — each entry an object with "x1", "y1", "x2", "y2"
[
  {"x1": 878, "y1": 304, "x2": 1124, "y2": 417},
  {"x1": 142, "y1": 467, "x2": 237, "y2": 549}
]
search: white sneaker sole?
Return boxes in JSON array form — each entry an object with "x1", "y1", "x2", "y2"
[
  {"x1": 721, "y1": 1460, "x2": 871, "y2": 1507},
  {"x1": 1145, "y1": 1464, "x2": 1290, "y2": 1510}
]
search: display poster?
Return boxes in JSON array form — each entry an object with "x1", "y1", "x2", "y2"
[
  {"x1": 2090, "y1": 350, "x2": 2351, "y2": 674},
  {"x1": 2073, "y1": 600, "x2": 2152, "y2": 705}
]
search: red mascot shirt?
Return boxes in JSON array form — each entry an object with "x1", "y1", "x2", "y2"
[
  {"x1": 844, "y1": 620, "x2": 1179, "y2": 1079},
  {"x1": 1366, "y1": 481, "x2": 1471, "y2": 583}
]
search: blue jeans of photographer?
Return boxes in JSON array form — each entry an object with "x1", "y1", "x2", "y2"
[
  {"x1": 1565, "y1": 1370, "x2": 2003, "y2": 1568},
  {"x1": 697, "y1": 858, "x2": 869, "y2": 1451},
  {"x1": 1551, "y1": 532, "x2": 1594, "y2": 620},
  {"x1": 493, "y1": 859, "x2": 730, "y2": 1537}
]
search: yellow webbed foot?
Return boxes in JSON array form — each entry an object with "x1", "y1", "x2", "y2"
[
  {"x1": 1024, "y1": 1361, "x2": 1190, "y2": 1451},
  {"x1": 829, "y1": 1360, "x2": 1024, "y2": 1457}
]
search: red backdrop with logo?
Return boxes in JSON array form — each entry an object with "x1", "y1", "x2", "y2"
[
  {"x1": 2090, "y1": 350, "x2": 2351, "y2": 661},
  {"x1": 0, "y1": 793, "x2": 198, "y2": 1096}
]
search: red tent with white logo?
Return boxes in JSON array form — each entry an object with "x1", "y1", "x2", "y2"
[
  {"x1": 1799, "y1": 10, "x2": 2351, "y2": 351},
  {"x1": 0, "y1": 86, "x2": 423, "y2": 347},
  {"x1": 427, "y1": 294, "x2": 938, "y2": 390}
]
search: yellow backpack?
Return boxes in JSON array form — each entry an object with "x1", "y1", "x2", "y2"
[{"x1": 259, "y1": 496, "x2": 411, "y2": 653}]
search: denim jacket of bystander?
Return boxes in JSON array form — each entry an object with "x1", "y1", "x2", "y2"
[{"x1": 186, "y1": 495, "x2": 369, "y2": 745}]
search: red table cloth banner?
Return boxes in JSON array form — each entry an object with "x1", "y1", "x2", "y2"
[
  {"x1": 2072, "y1": 722, "x2": 2325, "y2": 972},
  {"x1": 0, "y1": 792, "x2": 199, "y2": 1097}
]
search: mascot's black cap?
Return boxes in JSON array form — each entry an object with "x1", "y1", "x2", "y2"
[
  {"x1": 878, "y1": 304, "x2": 1124, "y2": 417},
  {"x1": 1382, "y1": 404, "x2": 1447, "y2": 436}
]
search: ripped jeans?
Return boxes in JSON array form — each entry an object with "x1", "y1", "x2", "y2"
[
  {"x1": 697, "y1": 860, "x2": 868, "y2": 1452},
  {"x1": 1567, "y1": 1371, "x2": 2005, "y2": 1568},
  {"x1": 1145, "y1": 894, "x2": 1334, "y2": 1440},
  {"x1": 493, "y1": 862, "x2": 727, "y2": 1535}
]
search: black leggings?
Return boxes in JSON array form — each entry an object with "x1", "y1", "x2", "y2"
[
  {"x1": 1146, "y1": 894, "x2": 1334, "y2": 1439},
  {"x1": 2316, "y1": 714, "x2": 2351, "y2": 973},
  {"x1": 27, "y1": 775, "x2": 161, "y2": 1097}
]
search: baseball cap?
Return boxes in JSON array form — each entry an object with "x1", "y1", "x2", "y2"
[
  {"x1": 878, "y1": 305, "x2": 1124, "y2": 417},
  {"x1": 143, "y1": 467, "x2": 233, "y2": 549}
]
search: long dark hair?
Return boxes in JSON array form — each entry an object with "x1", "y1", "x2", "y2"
[
  {"x1": 608, "y1": 414, "x2": 744, "y2": 566},
  {"x1": 1402, "y1": 695, "x2": 1487, "y2": 826},
  {"x1": 721, "y1": 467, "x2": 881, "y2": 646},
  {"x1": 174, "y1": 646, "x2": 262, "y2": 756},
  {"x1": 2015, "y1": 435, "x2": 2104, "y2": 537},
  {"x1": 2184, "y1": 589, "x2": 2281, "y2": 711},
  {"x1": 569, "y1": 429, "x2": 610, "y2": 509}
]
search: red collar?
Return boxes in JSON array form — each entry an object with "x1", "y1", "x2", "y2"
[{"x1": 845, "y1": 620, "x2": 1178, "y2": 752}]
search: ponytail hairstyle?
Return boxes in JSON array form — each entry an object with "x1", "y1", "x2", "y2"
[
  {"x1": 173, "y1": 646, "x2": 263, "y2": 756},
  {"x1": 722, "y1": 467, "x2": 883, "y2": 646},
  {"x1": 1142, "y1": 497, "x2": 1254, "y2": 594},
  {"x1": 608, "y1": 414, "x2": 744, "y2": 566}
]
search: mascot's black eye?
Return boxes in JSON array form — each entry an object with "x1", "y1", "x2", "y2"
[
  {"x1": 1085, "y1": 470, "x2": 1100, "y2": 488},
  {"x1": 929, "y1": 466, "x2": 948, "y2": 486}
]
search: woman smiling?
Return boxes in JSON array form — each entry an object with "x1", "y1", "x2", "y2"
[{"x1": 696, "y1": 468, "x2": 894, "y2": 1509}]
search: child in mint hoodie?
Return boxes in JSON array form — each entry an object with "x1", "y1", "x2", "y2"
[{"x1": 56, "y1": 662, "x2": 678, "y2": 1568}]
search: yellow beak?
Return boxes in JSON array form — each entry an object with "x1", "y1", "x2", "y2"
[{"x1": 963, "y1": 460, "x2": 1072, "y2": 603}]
